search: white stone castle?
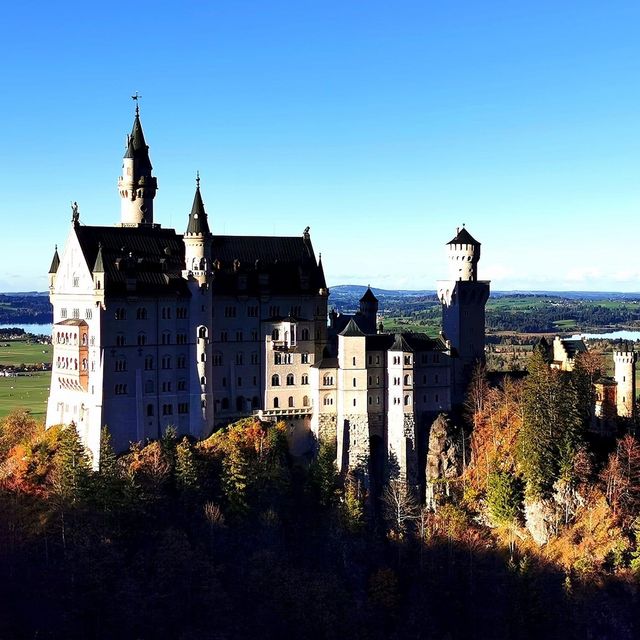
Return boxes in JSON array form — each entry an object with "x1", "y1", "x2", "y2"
[{"x1": 46, "y1": 107, "x2": 490, "y2": 486}]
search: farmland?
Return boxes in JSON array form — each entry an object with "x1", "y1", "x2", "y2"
[{"x1": 0, "y1": 340, "x2": 52, "y2": 420}]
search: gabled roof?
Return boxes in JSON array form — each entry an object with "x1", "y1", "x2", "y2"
[
  {"x1": 390, "y1": 333, "x2": 413, "y2": 352},
  {"x1": 447, "y1": 227, "x2": 479, "y2": 246},
  {"x1": 186, "y1": 184, "x2": 210, "y2": 236},
  {"x1": 74, "y1": 225, "x2": 189, "y2": 297},
  {"x1": 365, "y1": 332, "x2": 449, "y2": 353},
  {"x1": 360, "y1": 286, "x2": 378, "y2": 304},
  {"x1": 211, "y1": 234, "x2": 325, "y2": 296},
  {"x1": 48, "y1": 246, "x2": 60, "y2": 274},
  {"x1": 311, "y1": 357, "x2": 339, "y2": 369},
  {"x1": 124, "y1": 112, "x2": 152, "y2": 172},
  {"x1": 339, "y1": 318, "x2": 365, "y2": 337},
  {"x1": 561, "y1": 339, "x2": 587, "y2": 358}
]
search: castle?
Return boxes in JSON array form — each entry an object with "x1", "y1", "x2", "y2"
[{"x1": 46, "y1": 107, "x2": 490, "y2": 487}]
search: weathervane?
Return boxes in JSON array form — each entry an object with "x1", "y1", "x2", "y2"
[
  {"x1": 131, "y1": 91, "x2": 142, "y2": 115},
  {"x1": 196, "y1": 170, "x2": 200, "y2": 189}
]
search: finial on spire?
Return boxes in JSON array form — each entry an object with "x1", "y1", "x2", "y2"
[
  {"x1": 71, "y1": 201, "x2": 79, "y2": 226},
  {"x1": 196, "y1": 171, "x2": 200, "y2": 189},
  {"x1": 131, "y1": 91, "x2": 142, "y2": 116}
]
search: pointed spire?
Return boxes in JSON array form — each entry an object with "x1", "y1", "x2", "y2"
[
  {"x1": 360, "y1": 285, "x2": 378, "y2": 304},
  {"x1": 93, "y1": 243, "x2": 105, "y2": 273},
  {"x1": 124, "y1": 108, "x2": 152, "y2": 171},
  {"x1": 48, "y1": 245, "x2": 60, "y2": 274},
  {"x1": 317, "y1": 252, "x2": 327, "y2": 290},
  {"x1": 186, "y1": 174, "x2": 211, "y2": 235},
  {"x1": 339, "y1": 318, "x2": 365, "y2": 337}
]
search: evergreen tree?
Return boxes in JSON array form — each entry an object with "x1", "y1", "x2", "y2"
[
  {"x1": 95, "y1": 426, "x2": 124, "y2": 515},
  {"x1": 486, "y1": 470, "x2": 522, "y2": 525},
  {"x1": 52, "y1": 422, "x2": 92, "y2": 507},
  {"x1": 175, "y1": 437, "x2": 199, "y2": 495},
  {"x1": 517, "y1": 350, "x2": 583, "y2": 499},
  {"x1": 308, "y1": 440, "x2": 339, "y2": 507}
]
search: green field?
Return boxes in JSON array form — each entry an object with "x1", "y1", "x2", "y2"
[
  {"x1": 0, "y1": 340, "x2": 52, "y2": 420},
  {"x1": 0, "y1": 340, "x2": 52, "y2": 366},
  {"x1": 0, "y1": 371, "x2": 50, "y2": 420}
]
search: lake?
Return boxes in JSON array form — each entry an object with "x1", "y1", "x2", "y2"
[
  {"x1": 572, "y1": 330, "x2": 640, "y2": 342},
  {"x1": 0, "y1": 323, "x2": 52, "y2": 336}
]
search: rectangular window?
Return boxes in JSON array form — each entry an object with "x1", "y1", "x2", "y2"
[
  {"x1": 61, "y1": 308, "x2": 67, "y2": 319},
  {"x1": 85, "y1": 308, "x2": 92, "y2": 320}
]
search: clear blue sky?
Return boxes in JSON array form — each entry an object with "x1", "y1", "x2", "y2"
[{"x1": 1, "y1": 1, "x2": 639, "y2": 292}]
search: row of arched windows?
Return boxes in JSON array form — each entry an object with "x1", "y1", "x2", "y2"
[
  {"x1": 271, "y1": 373, "x2": 309, "y2": 386},
  {"x1": 273, "y1": 396, "x2": 309, "y2": 409}
]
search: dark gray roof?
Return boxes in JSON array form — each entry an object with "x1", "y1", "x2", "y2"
[
  {"x1": 311, "y1": 357, "x2": 339, "y2": 369},
  {"x1": 390, "y1": 333, "x2": 413, "y2": 352},
  {"x1": 339, "y1": 318, "x2": 365, "y2": 337},
  {"x1": 48, "y1": 246, "x2": 60, "y2": 274},
  {"x1": 447, "y1": 227, "x2": 479, "y2": 246},
  {"x1": 360, "y1": 286, "x2": 378, "y2": 304},
  {"x1": 211, "y1": 234, "x2": 325, "y2": 296},
  {"x1": 74, "y1": 225, "x2": 189, "y2": 297},
  {"x1": 124, "y1": 113, "x2": 152, "y2": 172},
  {"x1": 561, "y1": 339, "x2": 587, "y2": 358},
  {"x1": 365, "y1": 332, "x2": 448, "y2": 353},
  {"x1": 186, "y1": 186, "x2": 211, "y2": 236}
]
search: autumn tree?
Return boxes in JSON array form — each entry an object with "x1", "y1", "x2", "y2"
[
  {"x1": 0, "y1": 409, "x2": 40, "y2": 461},
  {"x1": 601, "y1": 433, "x2": 640, "y2": 522},
  {"x1": 382, "y1": 480, "x2": 420, "y2": 537}
]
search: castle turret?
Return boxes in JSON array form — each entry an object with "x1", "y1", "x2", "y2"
[
  {"x1": 336, "y1": 319, "x2": 369, "y2": 481},
  {"x1": 446, "y1": 225, "x2": 480, "y2": 281},
  {"x1": 182, "y1": 175, "x2": 214, "y2": 438},
  {"x1": 358, "y1": 286, "x2": 378, "y2": 334},
  {"x1": 437, "y1": 226, "x2": 490, "y2": 404},
  {"x1": 118, "y1": 105, "x2": 157, "y2": 226},
  {"x1": 48, "y1": 245, "x2": 60, "y2": 291},
  {"x1": 614, "y1": 346, "x2": 637, "y2": 419},
  {"x1": 183, "y1": 173, "x2": 212, "y2": 284}
]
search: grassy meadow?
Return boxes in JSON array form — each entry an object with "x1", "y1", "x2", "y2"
[{"x1": 0, "y1": 340, "x2": 52, "y2": 420}]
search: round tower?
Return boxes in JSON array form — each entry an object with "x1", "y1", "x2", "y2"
[
  {"x1": 118, "y1": 105, "x2": 157, "y2": 226},
  {"x1": 614, "y1": 347, "x2": 637, "y2": 418},
  {"x1": 446, "y1": 225, "x2": 480, "y2": 281},
  {"x1": 358, "y1": 285, "x2": 378, "y2": 334},
  {"x1": 182, "y1": 175, "x2": 214, "y2": 436}
]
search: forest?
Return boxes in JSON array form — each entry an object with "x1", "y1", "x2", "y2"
[{"x1": 1, "y1": 347, "x2": 640, "y2": 640}]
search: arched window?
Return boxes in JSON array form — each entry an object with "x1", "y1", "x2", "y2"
[
  {"x1": 301, "y1": 328, "x2": 310, "y2": 341},
  {"x1": 252, "y1": 396, "x2": 260, "y2": 409},
  {"x1": 199, "y1": 326, "x2": 208, "y2": 339},
  {"x1": 146, "y1": 404, "x2": 154, "y2": 417},
  {"x1": 221, "y1": 398, "x2": 229, "y2": 410},
  {"x1": 286, "y1": 373, "x2": 294, "y2": 386},
  {"x1": 271, "y1": 374, "x2": 280, "y2": 387},
  {"x1": 288, "y1": 396, "x2": 294, "y2": 408},
  {"x1": 303, "y1": 395, "x2": 309, "y2": 407},
  {"x1": 273, "y1": 397, "x2": 279, "y2": 409},
  {"x1": 404, "y1": 374, "x2": 411, "y2": 385},
  {"x1": 236, "y1": 396, "x2": 244, "y2": 411},
  {"x1": 272, "y1": 328, "x2": 280, "y2": 341},
  {"x1": 404, "y1": 395, "x2": 411, "y2": 406}
]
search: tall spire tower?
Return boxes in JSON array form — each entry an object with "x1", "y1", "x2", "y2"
[{"x1": 118, "y1": 101, "x2": 157, "y2": 226}]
